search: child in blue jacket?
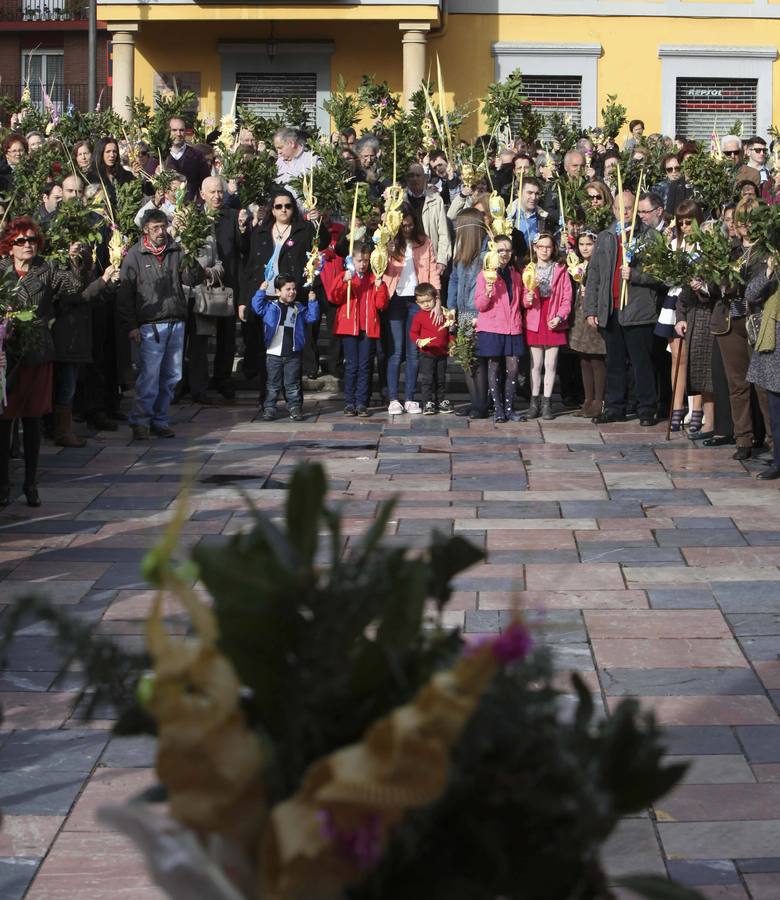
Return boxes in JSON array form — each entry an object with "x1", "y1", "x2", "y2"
[{"x1": 250, "y1": 274, "x2": 320, "y2": 421}]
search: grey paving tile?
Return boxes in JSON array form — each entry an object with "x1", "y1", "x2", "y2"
[
  {"x1": 743, "y1": 531, "x2": 780, "y2": 546},
  {"x1": 672, "y1": 517, "x2": 738, "y2": 530},
  {"x1": 647, "y1": 588, "x2": 717, "y2": 609},
  {"x1": 561, "y1": 500, "x2": 645, "y2": 518},
  {"x1": 87, "y1": 496, "x2": 172, "y2": 510},
  {"x1": 661, "y1": 726, "x2": 741, "y2": 756},
  {"x1": 737, "y1": 858, "x2": 780, "y2": 873},
  {"x1": 488, "y1": 550, "x2": 581, "y2": 564},
  {"x1": 659, "y1": 821, "x2": 780, "y2": 859},
  {"x1": 712, "y1": 581, "x2": 780, "y2": 612},
  {"x1": 0, "y1": 730, "x2": 108, "y2": 772},
  {"x1": 0, "y1": 671, "x2": 56, "y2": 691},
  {"x1": 101, "y1": 735, "x2": 157, "y2": 768},
  {"x1": 737, "y1": 636, "x2": 780, "y2": 661},
  {"x1": 463, "y1": 610, "x2": 500, "y2": 633},
  {"x1": 666, "y1": 859, "x2": 740, "y2": 886},
  {"x1": 726, "y1": 613, "x2": 780, "y2": 636},
  {"x1": 0, "y1": 520, "x2": 102, "y2": 534},
  {"x1": 452, "y1": 475, "x2": 526, "y2": 491},
  {"x1": 736, "y1": 726, "x2": 780, "y2": 763},
  {"x1": 1, "y1": 638, "x2": 65, "y2": 673},
  {"x1": 377, "y1": 458, "x2": 451, "y2": 474},
  {"x1": 0, "y1": 858, "x2": 41, "y2": 900},
  {"x1": 611, "y1": 488, "x2": 711, "y2": 506},
  {"x1": 476, "y1": 502, "x2": 560, "y2": 519},
  {"x1": 508, "y1": 610, "x2": 586, "y2": 644},
  {"x1": 551, "y1": 644, "x2": 596, "y2": 672},
  {"x1": 667, "y1": 754, "x2": 756, "y2": 785},
  {"x1": 655, "y1": 529, "x2": 747, "y2": 547},
  {"x1": 603, "y1": 818, "x2": 666, "y2": 878},
  {"x1": 600, "y1": 667, "x2": 764, "y2": 696},
  {"x1": 34, "y1": 548, "x2": 148, "y2": 563},
  {"x1": 454, "y1": 576, "x2": 524, "y2": 591},
  {"x1": 579, "y1": 547, "x2": 684, "y2": 564},
  {"x1": 0, "y1": 769, "x2": 86, "y2": 814}
]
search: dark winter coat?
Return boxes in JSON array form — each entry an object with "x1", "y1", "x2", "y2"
[
  {"x1": 241, "y1": 218, "x2": 321, "y2": 305},
  {"x1": 52, "y1": 270, "x2": 113, "y2": 363}
]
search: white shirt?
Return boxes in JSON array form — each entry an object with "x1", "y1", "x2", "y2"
[
  {"x1": 396, "y1": 244, "x2": 418, "y2": 297},
  {"x1": 267, "y1": 304, "x2": 298, "y2": 357},
  {"x1": 275, "y1": 148, "x2": 319, "y2": 187},
  {"x1": 169, "y1": 144, "x2": 186, "y2": 161}
]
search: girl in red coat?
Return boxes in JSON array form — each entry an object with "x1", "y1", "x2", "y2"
[
  {"x1": 330, "y1": 242, "x2": 389, "y2": 416},
  {"x1": 520, "y1": 232, "x2": 572, "y2": 421}
]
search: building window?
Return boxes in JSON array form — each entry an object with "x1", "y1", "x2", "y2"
[
  {"x1": 659, "y1": 46, "x2": 776, "y2": 140},
  {"x1": 515, "y1": 75, "x2": 582, "y2": 140},
  {"x1": 153, "y1": 72, "x2": 201, "y2": 115},
  {"x1": 21, "y1": 50, "x2": 63, "y2": 110},
  {"x1": 491, "y1": 43, "x2": 601, "y2": 132},
  {"x1": 675, "y1": 78, "x2": 757, "y2": 140},
  {"x1": 236, "y1": 72, "x2": 317, "y2": 122}
]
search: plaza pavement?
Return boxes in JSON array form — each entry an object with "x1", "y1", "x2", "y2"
[{"x1": 1, "y1": 394, "x2": 779, "y2": 899}]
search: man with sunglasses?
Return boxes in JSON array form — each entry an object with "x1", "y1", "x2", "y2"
[{"x1": 735, "y1": 136, "x2": 772, "y2": 201}]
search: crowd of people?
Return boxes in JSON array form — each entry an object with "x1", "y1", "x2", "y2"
[{"x1": 0, "y1": 107, "x2": 779, "y2": 511}]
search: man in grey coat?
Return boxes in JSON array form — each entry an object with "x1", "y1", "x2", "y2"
[
  {"x1": 117, "y1": 209, "x2": 204, "y2": 440},
  {"x1": 584, "y1": 190, "x2": 664, "y2": 426}
]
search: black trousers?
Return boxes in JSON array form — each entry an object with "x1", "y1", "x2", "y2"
[
  {"x1": 711, "y1": 337, "x2": 734, "y2": 438},
  {"x1": 212, "y1": 315, "x2": 237, "y2": 389},
  {"x1": 601, "y1": 314, "x2": 657, "y2": 419},
  {"x1": 418, "y1": 353, "x2": 447, "y2": 404}
]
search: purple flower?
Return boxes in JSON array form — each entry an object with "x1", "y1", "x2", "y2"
[
  {"x1": 492, "y1": 622, "x2": 533, "y2": 663},
  {"x1": 317, "y1": 809, "x2": 385, "y2": 870}
]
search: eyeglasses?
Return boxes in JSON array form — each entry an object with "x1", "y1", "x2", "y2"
[
  {"x1": 638, "y1": 207, "x2": 659, "y2": 214},
  {"x1": 665, "y1": 165, "x2": 681, "y2": 172},
  {"x1": 273, "y1": 203, "x2": 293, "y2": 210},
  {"x1": 497, "y1": 248, "x2": 513, "y2": 254},
  {"x1": 12, "y1": 236, "x2": 37, "y2": 246},
  {"x1": 723, "y1": 150, "x2": 741, "y2": 157}
]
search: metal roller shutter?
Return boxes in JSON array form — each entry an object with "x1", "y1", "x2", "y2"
[
  {"x1": 511, "y1": 75, "x2": 582, "y2": 141},
  {"x1": 236, "y1": 72, "x2": 317, "y2": 122},
  {"x1": 676, "y1": 78, "x2": 757, "y2": 140}
]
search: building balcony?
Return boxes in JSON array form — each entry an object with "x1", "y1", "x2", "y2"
[
  {"x1": 0, "y1": 82, "x2": 111, "y2": 113},
  {"x1": 0, "y1": 0, "x2": 86, "y2": 21}
]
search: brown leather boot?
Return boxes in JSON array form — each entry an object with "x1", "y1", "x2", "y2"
[{"x1": 53, "y1": 405, "x2": 86, "y2": 448}]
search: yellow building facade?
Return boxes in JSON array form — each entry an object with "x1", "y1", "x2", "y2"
[{"x1": 98, "y1": 0, "x2": 780, "y2": 141}]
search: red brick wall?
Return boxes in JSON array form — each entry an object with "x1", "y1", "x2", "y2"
[{"x1": 0, "y1": 33, "x2": 21, "y2": 85}]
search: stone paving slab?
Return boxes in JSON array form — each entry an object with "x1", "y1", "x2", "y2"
[{"x1": 1, "y1": 397, "x2": 779, "y2": 898}]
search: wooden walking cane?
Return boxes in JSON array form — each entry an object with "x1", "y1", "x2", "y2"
[{"x1": 666, "y1": 336, "x2": 685, "y2": 441}]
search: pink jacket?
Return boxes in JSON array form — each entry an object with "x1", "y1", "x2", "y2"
[
  {"x1": 382, "y1": 238, "x2": 440, "y2": 297},
  {"x1": 520, "y1": 263, "x2": 572, "y2": 332},
  {"x1": 474, "y1": 269, "x2": 523, "y2": 335}
]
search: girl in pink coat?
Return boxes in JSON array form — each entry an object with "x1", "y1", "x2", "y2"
[
  {"x1": 520, "y1": 232, "x2": 573, "y2": 420},
  {"x1": 474, "y1": 235, "x2": 526, "y2": 423}
]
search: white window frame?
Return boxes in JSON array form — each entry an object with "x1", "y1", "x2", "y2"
[
  {"x1": 659, "y1": 45, "x2": 777, "y2": 140},
  {"x1": 21, "y1": 49, "x2": 64, "y2": 110},
  {"x1": 491, "y1": 42, "x2": 601, "y2": 130},
  {"x1": 218, "y1": 42, "x2": 334, "y2": 135}
]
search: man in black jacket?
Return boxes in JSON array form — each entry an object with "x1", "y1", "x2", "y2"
[
  {"x1": 584, "y1": 190, "x2": 664, "y2": 426},
  {"x1": 200, "y1": 175, "x2": 250, "y2": 399},
  {"x1": 117, "y1": 209, "x2": 203, "y2": 440}
]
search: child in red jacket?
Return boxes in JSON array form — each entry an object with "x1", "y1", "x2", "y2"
[
  {"x1": 409, "y1": 283, "x2": 454, "y2": 415},
  {"x1": 330, "y1": 242, "x2": 389, "y2": 416}
]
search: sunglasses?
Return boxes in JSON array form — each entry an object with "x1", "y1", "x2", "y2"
[
  {"x1": 723, "y1": 150, "x2": 741, "y2": 157},
  {"x1": 12, "y1": 236, "x2": 37, "y2": 246},
  {"x1": 586, "y1": 193, "x2": 601, "y2": 200},
  {"x1": 274, "y1": 203, "x2": 293, "y2": 210},
  {"x1": 751, "y1": 146, "x2": 768, "y2": 153},
  {"x1": 665, "y1": 165, "x2": 681, "y2": 172},
  {"x1": 680, "y1": 218, "x2": 694, "y2": 226}
]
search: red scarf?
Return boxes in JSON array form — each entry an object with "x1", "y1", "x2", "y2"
[{"x1": 143, "y1": 236, "x2": 168, "y2": 264}]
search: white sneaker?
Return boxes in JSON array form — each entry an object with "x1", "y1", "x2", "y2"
[
  {"x1": 387, "y1": 400, "x2": 404, "y2": 415},
  {"x1": 404, "y1": 400, "x2": 422, "y2": 414}
]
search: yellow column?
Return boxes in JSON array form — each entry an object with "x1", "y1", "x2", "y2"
[
  {"x1": 399, "y1": 22, "x2": 430, "y2": 105},
  {"x1": 108, "y1": 25, "x2": 139, "y2": 121}
]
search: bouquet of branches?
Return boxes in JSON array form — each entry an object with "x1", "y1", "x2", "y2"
[
  {"x1": 323, "y1": 76, "x2": 364, "y2": 132},
  {"x1": 451, "y1": 315, "x2": 477, "y2": 373},
  {"x1": 2, "y1": 142, "x2": 67, "y2": 219},
  {"x1": 600, "y1": 93, "x2": 627, "y2": 141},
  {"x1": 43, "y1": 199, "x2": 105, "y2": 267},
  {"x1": 515, "y1": 99, "x2": 546, "y2": 147},
  {"x1": 0, "y1": 266, "x2": 45, "y2": 363},
  {"x1": 173, "y1": 186, "x2": 216, "y2": 265},
  {"x1": 547, "y1": 112, "x2": 582, "y2": 152},
  {"x1": 746, "y1": 201, "x2": 780, "y2": 267},
  {"x1": 482, "y1": 68, "x2": 528, "y2": 136},
  {"x1": 289, "y1": 142, "x2": 353, "y2": 217},
  {"x1": 114, "y1": 177, "x2": 144, "y2": 248},
  {"x1": 217, "y1": 147, "x2": 277, "y2": 207},
  {"x1": 688, "y1": 221, "x2": 744, "y2": 293},
  {"x1": 0, "y1": 462, "x2": 702, "y2": 900},
  {"x1": 640, "y1": 235, "x2": 695, "y2": 288},
  {"x1": 236, "y1": 105, "x2": 285, "y2": 148},
  {"x1": 682, "y1": 149, "x2": 736, "y2": 215},
  {"x1": 584, "y1": 202, "x2": 614, "y2": 234},
  {"x1": 357, "y1": 75, "x2": 402, "y2": 129}
]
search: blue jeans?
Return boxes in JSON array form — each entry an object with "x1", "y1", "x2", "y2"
[
  {"x1": 265, "y1": 353, "x2": 303, "y2": 412},
  {"x1": 130, "y1": 320, "x2": 185, "y2": 428},
  {"x1": 342, "y1": 333, "x2": 375, "y2": 407},
  {"x1": 54, "y1": 362, "x2": 78, "y2": 407},
  {"x1": 383, "y1": 294, "x2": 419, "y2": 402}
]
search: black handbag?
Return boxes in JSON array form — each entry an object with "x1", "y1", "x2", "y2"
[
  {"x1": 746, "y1": 312, "x2": 762, "y2": 347},
  {"x1": 193, "y1": 275, "x2": 234, "y2": 318}
]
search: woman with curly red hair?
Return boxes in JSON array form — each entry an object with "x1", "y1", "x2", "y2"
[{"x1": 0, "y1": 216, "x2": 85, "y2": 507}]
